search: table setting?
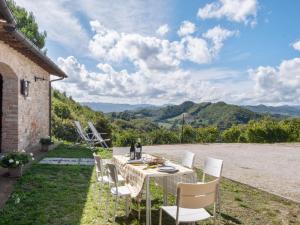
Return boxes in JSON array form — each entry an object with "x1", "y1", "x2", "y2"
[{"x1": 112, "y1": 150, "x2": 196, "y2": 225}]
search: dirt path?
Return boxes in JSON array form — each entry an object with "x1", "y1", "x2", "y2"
[{"x1": 114, "y1": 143, "x2": 300, "y2": 202}]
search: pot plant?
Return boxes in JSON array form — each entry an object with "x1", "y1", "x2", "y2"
[
  {"x1": 0, "y1": 151, "x2": 34, "y2": 177},
  {"x1": 40, "y1": 137, "x2": 53, "y2": 152}
]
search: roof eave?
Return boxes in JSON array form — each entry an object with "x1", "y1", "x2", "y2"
[{"x1": 0, "y1": 0, "x2": 67, "y2": 78}]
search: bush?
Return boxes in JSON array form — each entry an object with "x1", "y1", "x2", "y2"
[
  {"x1": 150, "y1": 129, "x2": 180, "y2": 145},
  {"x1": 181, "y1": 125, "x2": 197, "y2": 143},
  {"x1": 196, "y1": 126, "x2": 220, "y2": 143},
  {"x1": 222, "y1": 125, "x2": 241, "y2": 142},
  {"x1": 246, "y1": 119, "x2": 289, "y2": 143},
  {"x1": 52, "y1": 117, "x2": 77, "y2": 142},
  {"x1": 53, "y1": 101, "x2": 71, "y2": 119},
  {"x1": 280, "y1": 119, "x2": 300, "y2": 142},
  {"x1": 0, "y1": 152, "x2": 32, "y2": 168},
  {"x1": 113, "y1": 130, "x2": 142, "y2": 147}
]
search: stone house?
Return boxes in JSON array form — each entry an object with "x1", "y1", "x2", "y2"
[{"x1": 0, "y1": 0, "x2": 67, "y2": 153}]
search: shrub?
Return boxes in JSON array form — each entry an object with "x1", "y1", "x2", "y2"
[
  {"x1": 53, "y1": 101, "x2": 71, "y2": 119},
  {"x1": 113, "y1": 130, "x2": 142, "y2": 147},
  {"x1": 246, "y1": 119, "x2": 289, "y2": 143},
  {"x1": 196, "y1": 126, "x2": 220, "y2": 143},
  {"x1": 222, "y1": 125, "x2": 241, "y2": 143},
  {"x1": 150, "y1": 129, "x2": 180, "y2": 145},
  {"x1": 0, "y1": 152, "x2": 33, "y2": 168},
  {"x1": 280, "y1": 119, "x2": 300, "y2": 142},
  {"x1": 52, "y1": 118, "x2": 77, "y2": 142},
  {"x1": 181, "y1": 125, "x2": 197, "y2": 143}
]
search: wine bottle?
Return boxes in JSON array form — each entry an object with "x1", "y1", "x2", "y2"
[
  {"x1": 136, "y1": 138, "x2": 142, "y2": 160},
  {"x1": 130, "y1": 142, "x2": 135, "y2": 160}
]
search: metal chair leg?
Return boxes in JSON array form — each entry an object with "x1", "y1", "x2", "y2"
[
  {"x1": 105, "y1": 187, "x2": 111, "y2": 222},
  {"x1": 159, "y1": 208, "x2": 162, "y2": 225},
  {"x1": 98, "y1": 182, "x2": 104, "y2": 204},
  {"x1": 138, "y1": 201, "x2": 141, "y2": 220},
  {"x1": 125, "y1": 196, "x2": 129, "y2": 217},
  {"x1": 217, "y1": 188, "x2": 221, "y2": 214},
  {"x1": 113, "y1": 195, "x2": 118, "y2": 224}
]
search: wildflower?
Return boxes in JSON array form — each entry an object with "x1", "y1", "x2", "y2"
[
  {"x1": 32, "y1": 157, "x2": 35, "y2": 161},
  {"x1": 16, "y1": 161, "x2": 19, "y2": 165},
  {"x1": 30, "y1": 153, "x2": 34, "y2": 156},
  {"x1": 9, "y1": 159, "x2": 14, "y2": 163},
  {"x1": 21, "y1": 149, "x2": 25, "y2": 153},
  {"x1": 15, "y1": 197, "x2": 20, "y2": 204}
]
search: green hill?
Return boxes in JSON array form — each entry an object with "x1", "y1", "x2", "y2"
[
  {"x1": 51, "y1": 89, "x2": 112, "y2": 143},
  {"x1": 109, "y1": 101, "x2": 262, "y2": 129}
]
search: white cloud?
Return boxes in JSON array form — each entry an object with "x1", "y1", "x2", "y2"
[
  {"x1": 203, "y1": 25, "x2": 238, "y2": 57},
  {"x1": 14, "y1": 0, "x2": 173, "y2": 54},
  {"x1": 89, "y1": 21, "x2": 236, "y2": 70},
  {"x1": 249, "y1": 57, "x2": 300, "y2": 104},
  {"x1": 54, "y1": 56, "x2": 246, "y2": 104},
  {"x1": 177, "y1": 21, "x2": 196, "y2": 37},
  {"x1": 14, "y1": 0, "x2": 89, "y2": 52},
  {"x1": 156, "y1": 24, "x2": 170, "y2": 36},
  {"x1": 53, "y1": 18, "x2": 248, "y2": 104},
  {"x1": 89, "y1": 21, "x2": 181, "y2": 71},
  {"x1": 76, "y1": 0, "x2": 173, "y2": 35},
  {"x1": 292, "y1": 40, "x2": 300, "y2": 51},
  {"x1": 197, "y1": 0, "x2": 258, "y2": 26},
  {"x1": 179, "y1": 36, "x2": 212, "y2": 64}
]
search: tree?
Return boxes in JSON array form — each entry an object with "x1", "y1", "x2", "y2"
[{"x1": 7, "y1": 0, "x2": 47, "y2": 50}]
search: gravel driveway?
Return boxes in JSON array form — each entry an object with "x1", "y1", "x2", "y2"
[{"x1": 114, "y1": 143, "x2": 300, "y2": 202}]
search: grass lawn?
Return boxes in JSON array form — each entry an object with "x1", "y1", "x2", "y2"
[
  {"x1": 46, "y1": 143, "x2": 112, "y2": 159},
  {"x1": 0, "y1": 144, "x2": 299, "y2": 225}
]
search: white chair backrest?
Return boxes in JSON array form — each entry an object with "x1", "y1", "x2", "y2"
[
  {"x1": 177, "y1": 179, "x2": 218, "y2": 209},
  {"x1": 106, "y1": 163, "x2": 119, "y2": 186},
  {"x1": 88, "y1": 122, "x2": 104, "y2": 141},
  {"x1": 203, "y1": 157, "x2": 223, "y2": 181},
  {"x1": 74, "y1": 121, "x2": 89, "y2": 141},
  {"x1": 93, "y1": 153, "x2": 104, "y2": 176},
  {"x1": 181, "y1": 151, "x2": 195, "y2": 169}
]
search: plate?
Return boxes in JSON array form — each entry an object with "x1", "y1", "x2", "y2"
[
  {"x1": 127, "y1": 159, "x2": 144, "y2": 164},
  {"x1": 158, "y1": 166, "x2": 178, "y2": 173}
]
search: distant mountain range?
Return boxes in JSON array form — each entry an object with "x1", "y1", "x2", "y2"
[
  {"x1": 107, "y1": 101, "x2": 262, "y2": 129},
  {"x1": 81, "y1": 102, "x2": 157, "y2": 113},
  {"x1": 243, "y1": 104, "x2": 300, "y2": 116},
  {"x1": 81, "y1": 101, "x2": 300, "y2": 117}
]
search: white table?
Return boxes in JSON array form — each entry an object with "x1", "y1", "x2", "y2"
[{"x1": 113, "y1": 154, "x2": 196, "y2": 225}]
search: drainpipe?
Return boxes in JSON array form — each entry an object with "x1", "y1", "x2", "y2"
[{"x1": 49, "y1": 77, "x2": 65, "y2": 140}]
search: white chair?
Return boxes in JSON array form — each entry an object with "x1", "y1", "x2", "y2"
[
  {"x1": 74, "y1": 121, "x2": 98, "y2": 149},
  {"x1": 93, "y1": 153, "x2": 124, "y2": 185},
  {"x1": 181, "y1": 151, "x2": 196, "y2": 169},
  {"x1": 159, "y1": 179, "x2": 219, "y2": 225},
  {"x1": 106, "y1": 163, "x2": 132, "y2": 224},
  {"x1": 88, "y1": 121, "x2": 110, "y2": 148},
  {"x1": 202, "y1": 157, "x2": 223, "y2": 214}
]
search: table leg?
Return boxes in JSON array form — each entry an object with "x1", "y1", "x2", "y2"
[
  {"x1": 146, "y1": 176, "x2": 151, "y2": 225},
  {"x1": 163, "y1": 177, "x2": 168, "y2": 205}
]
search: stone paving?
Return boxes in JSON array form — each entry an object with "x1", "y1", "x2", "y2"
[{"x1": 39, "y1": 157, "x2": 95, "y2": 165}]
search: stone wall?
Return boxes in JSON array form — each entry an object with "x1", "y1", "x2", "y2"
[{"x1": 0, "y1": 41, "x2": 50, "y2": 152}]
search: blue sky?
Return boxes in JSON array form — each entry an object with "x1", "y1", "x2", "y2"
[{"x1": 15, "y1": 0, "x2": 300, "y2": 105}]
